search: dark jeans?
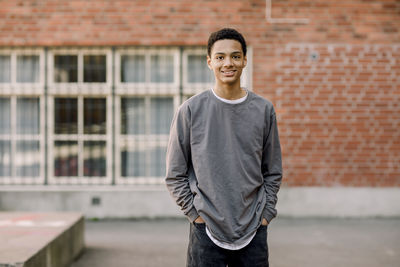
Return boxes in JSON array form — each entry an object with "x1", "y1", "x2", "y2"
[{"x1": 187, "y1": 222, "x2": 269, "y2": 267}]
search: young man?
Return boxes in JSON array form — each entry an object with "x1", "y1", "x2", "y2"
[{"x1": 166, "y1": 28, "x2": 282, "y2": 267}]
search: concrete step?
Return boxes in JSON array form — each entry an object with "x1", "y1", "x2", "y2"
[{"x1": 0, "y1": 212, "x2": 84, "y2": 267}]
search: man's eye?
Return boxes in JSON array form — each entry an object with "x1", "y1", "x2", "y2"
[
  {"x1": 233, "y1": 55, "x2": 241, "y2": 59},
  {"x1": 217, "y1": 56, "x2": 224, "y2": 60}
]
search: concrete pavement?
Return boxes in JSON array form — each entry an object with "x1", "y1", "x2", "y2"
[
  {"x1": 71, "y1": 217, "x2": 400, "y2": 267},
  {"x1": 0, "y1": 212, "x2": 84, "y2": 267}
]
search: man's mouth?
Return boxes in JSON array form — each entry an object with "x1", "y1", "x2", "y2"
[{"x1": 221, "y1": 70, "x2": 236, "y2": 76}]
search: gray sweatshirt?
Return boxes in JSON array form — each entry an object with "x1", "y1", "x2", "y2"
[{"x1": 165, "y1": 89, "x2": 282, "y2": 246}]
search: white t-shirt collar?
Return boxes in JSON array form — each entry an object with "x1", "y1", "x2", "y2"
[{"x1": 211, "y1": 88, "x2": 248, "y2": 104}]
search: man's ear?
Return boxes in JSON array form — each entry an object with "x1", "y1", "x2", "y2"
[
  {"x1": 243, "y1": 55, "x2": 247, "y2": 68},
  {"x1": 207, "y1": 56, "x2": 212, "y2": 70}
]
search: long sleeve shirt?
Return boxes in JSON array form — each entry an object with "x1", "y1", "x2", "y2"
[{"x1": 165, "y1": 89, "x2": 283, "y2": 246}]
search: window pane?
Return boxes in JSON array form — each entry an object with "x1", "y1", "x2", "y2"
[
  {"x1": 17, "y1": 55, "x2": 40, "y2": 83},
  {"x1": 84, "y1": 98, "x2": 106, "y2": 134},
  {"x1": 15, "y1": 141, "x2": 40, "y2": 177},
  {"x1": 0, "y1": 98, "x2": 11, "y2": 134},
  {"x1": 54, "y1": 98, "x2": 78, "y2": 134},
  {"x1": 187, "y1": 55, "x2": 214, "y2": 83},
  {"x1": 84, "y1": 55, "x2": 106, "y2": 82},
  {"x1": 54, "y1": 141, "x2": 78, "y2": 177},
  {"x1": 121, "y1": 98, "x2": 145, "y2": 135},
  {"x1": 150, "y1": 97, "x2": 174, "y2": 134},
  {"x1": 0, "y1": 141, "x2": 11, "y2": 177},
  {"x1": 149, "y1": 146, "x2": 167, "y2": 177},
  {"x1": 0, "y1": 55, "x2": 11, "y2": 83},
  {"x1": 150, "y1": 55, "x2": 174, "y2": 83},
  {"x1": 121, "y1": 146, "x2": 146, "y2": 177},
  {"x1": 84, "y1": 141, "x2": 106, "y2": 177},
  {"x1": 17, "y1": 98, "x2": 40, "y2": 135},
  {"x1": 54, "y1": 55, "x2": 78, "y2": 82},
  {"x1": 121, "y1": 55, "x2": 146, "y2": 83}
]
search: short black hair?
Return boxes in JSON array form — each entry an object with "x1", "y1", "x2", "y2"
[{"x1": 207, "y1": 28, "x2": 247, "y2": 57}]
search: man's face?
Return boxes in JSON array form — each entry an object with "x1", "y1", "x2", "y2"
[{"x1": 207, "y1": 39, "x2": 247, "y2": 86}]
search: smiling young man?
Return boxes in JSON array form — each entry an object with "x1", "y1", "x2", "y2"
[{"x1": 166, "y1": 28, "x2": 283, "y2": 267}]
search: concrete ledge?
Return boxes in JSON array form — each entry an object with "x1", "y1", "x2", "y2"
[
  {"x1": 277, "y1": 187, "x2": 400, "y2": 218},
  {"x1": 0, "y1": 186, "x2": 182, "y2": 219},
  {"x1": 0, "y1": 212, "x2": 84, "y2": 267},
  {"x1": 0, "y1": 186, "x2": 399, "y2": 219}
]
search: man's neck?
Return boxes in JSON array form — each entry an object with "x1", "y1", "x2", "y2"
[{"x1": 213, "y1": 82, "x2": 246, "y2": 100}]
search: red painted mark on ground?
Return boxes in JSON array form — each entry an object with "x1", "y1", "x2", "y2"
[{"x1": 12, "y1": 214, "x2": 41, "y2": 222}]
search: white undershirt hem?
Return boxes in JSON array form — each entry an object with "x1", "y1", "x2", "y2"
[{"x1": 206, "y1": 226, "x2": 257, "y2": 250}]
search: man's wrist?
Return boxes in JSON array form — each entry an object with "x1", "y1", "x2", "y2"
[{"x1": 194, "y1": 216, "x2": 205, "y2": 224}]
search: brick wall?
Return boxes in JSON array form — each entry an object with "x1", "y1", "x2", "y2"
[
  {"x1": 0, "y1": 0, "x2": 399, "y2": 186},
  {"x1": 264, "y1": 44, "x2": 400, "y2": 186}
]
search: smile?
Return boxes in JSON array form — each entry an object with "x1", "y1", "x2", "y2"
[{"x1": 221, "y1": 70, "x2": 236, "y2": 75}]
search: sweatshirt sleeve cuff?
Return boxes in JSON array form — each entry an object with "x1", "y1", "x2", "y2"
[
  {"x1": 262, "y1": 208, "x2": 276, "y2": 224},
  {"x1": 186, "y1": 207, "x2": 199, "y2": 222}
]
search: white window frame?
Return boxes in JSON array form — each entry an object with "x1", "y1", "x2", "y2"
[
  {"x1": 115, "y1": 93, "x2": 179, "y2": 185},
  {"x1": 47, "y1": 95, "x2": 113, "y2": 185},
  {"x1": 115, "y1": 47, "x2": 180, "y2": 95},
  {"x1": 0, "y1": 48, "x2": 45, "y2": 184},
  {"x1": 115, "y1": 47, "x2": 180, "y2": 184},
  {"x1": 0, "y1": 48, "x2": 45, "y2": 95},
  {"x1": 0, "y1": 46, "x2": 253, "y2": 186},
  {"x1": 47, "y1": 48, "x2": 112, "y2": 95},
  {"x1": 182, "y1": 47, "x2": 214, "y2": 96},
  {"x1": 47, "y1": 48, "x2": 113, "y2": 184},
  {"x1": 0, "y1": 95, "x2": 45, "y2": 184}
]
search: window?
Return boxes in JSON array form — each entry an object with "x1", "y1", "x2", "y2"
[
  {"x1": 187, "y1": 55, "x2": 214, "y2": 84},
  {"x1": 15, "y1": 98, "x2": 41, "y2": 178},
  {"x1": 121, "y1": 55, "x2": 146, "y2": 83},
  {"x1": 120, "y1": 97, "x2": 174, "y2": 136},
  {"x1": 0, "y1": 140, "x2": 11, "y2": 177},
  {"x1": 120, "y1": 53, "x2": 175, "y2": 84},
  {"x1": 15, "y1": 140, "x2": 40, "y2": 177},
  {"x1": 54, "y1": 140, "x2": 78, "y2": 177},
  {"x1": 49, "y1": 49, "x2": 111, "y2": 97},
  {"x1": 0, "y1": 96, "x2": 43, "y2": 182},
  {"x1": 54, "y1": 98, "x2": 78, "y2": 134},
  {"x1": 0, "y1": 47, "x2": 252, "y2": 185},
  {"x1": 84, "y1": 140, "x2": 106, "y2": 177},
  {"x1": 150, "y1": 55, "x2": 174, "y2": 83},
  {"x1": 116, "y1": 48, "x2": 179, "y2": 97},
  {"x1": 0, "y1": 50, "x2": 43, "y2": 95},
  {"x1": 0, "y1": 98, "x2": 11, "y2": 134},
  {"x1": 54, "y1": 55, "x2": 78, "y2": 83},
  {"x1": 17, "y1": 55, "x2": 40, "y2": 83},
  {"x1": 84, "y1": 55, "x2": 106, "y2": 83},
  {"x1": 116, "y1": 48, "x2": 179, "y2": 184},
  {"x1": 0, "y1": 98, "x2": 11, "y2": 177},
  {"x1": 17, "y1": 98, "x2": 40, "y2": 135},
  {"x1": 0, "y1": 49, "x2": 44, "y2": 184},
  {"x1": 48, "y1": 48, "x2": 112, "y2": 184},
  {"x1": 52, "y1": 52, "x2": 108, "y2": 84},
  {"x1": 182, "y1": 49, "x2": 214, "y2": 97},
  {"x1": 51, "y1": 97, "x2": 109, "y2": 182},
  {"x1": 0, "y1": 55, "x2": 11, "y2": 83},
  {"x1": 119, "y1": 97, "x2": 173, "y2": 180}
]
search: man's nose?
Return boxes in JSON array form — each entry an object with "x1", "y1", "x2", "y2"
[{"x1": 223, "y1": 57, "x2": 233, "y2": 67}]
